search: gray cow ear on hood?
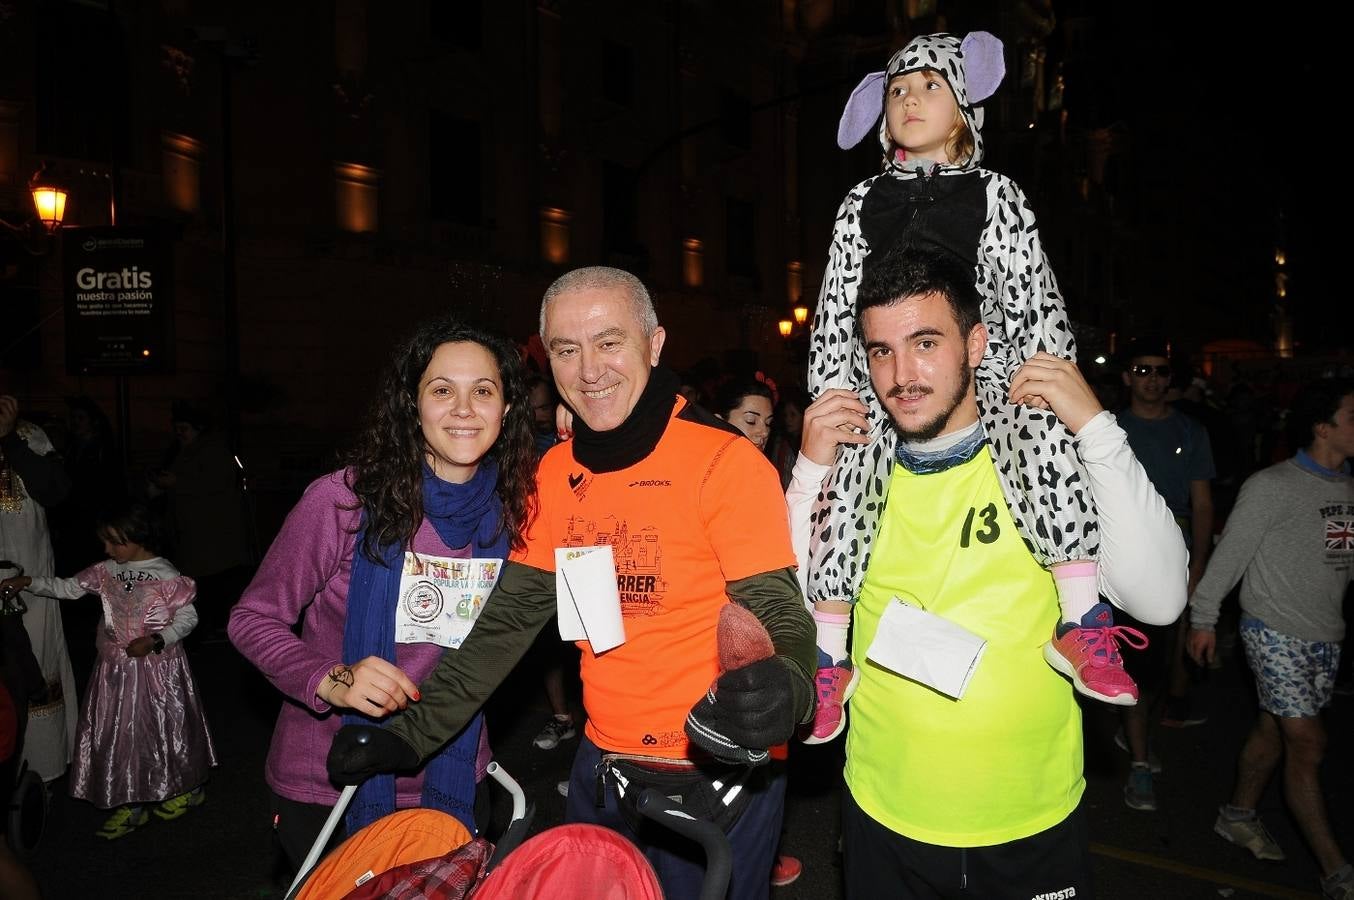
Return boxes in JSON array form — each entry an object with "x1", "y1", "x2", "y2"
[
  {"x1": 959, "y1": 31, "x2": 1005, "y2": 103},
  {"x1": 837, "y1": 70, "x2": 887, "y2": 149}
]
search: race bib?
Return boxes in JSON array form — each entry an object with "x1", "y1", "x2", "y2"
[
  {"x1": 866, "y1": 597, "x2": 987, "y2": 699},
  {"x1": 395, "y1": 553, "x2": 502, "y2": 649},
  {"x1": 553, "y1": 545, "x2": 626, "y2": 653}
]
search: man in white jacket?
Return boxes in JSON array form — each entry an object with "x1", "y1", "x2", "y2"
[{"x1": 786, "y1": 247, "x2": 1188, "y2": 898}]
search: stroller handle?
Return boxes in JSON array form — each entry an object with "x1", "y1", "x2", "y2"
[
  {"x1": 284, "y1": 783, "x2": 357, "y2": 900},
  {"x1": 636, "y1": 788, "x2": 732, "y2": 900},
  {"x1": 485, "y1": 761, "x2": 526, "y2": 822}
]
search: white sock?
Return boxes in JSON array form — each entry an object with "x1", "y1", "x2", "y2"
[
  {"x1": 1052, "y1": 560, "x2": 1100, "y2": 625},
  {"x1": 814, "y1": 609, "x2": 850, "y2": 664}
]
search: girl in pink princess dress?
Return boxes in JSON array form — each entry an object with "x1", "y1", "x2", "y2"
[{"x1": 0, "y1": 503, "x2": 216, "y2": 839}]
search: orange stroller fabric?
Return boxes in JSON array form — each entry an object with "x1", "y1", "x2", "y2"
[
  {"x1": 296, "y1": 807, "x2": 472, "y2": 900},
  {"x1": 474, "y1": 823, "x2": 663, "y2": 900}
]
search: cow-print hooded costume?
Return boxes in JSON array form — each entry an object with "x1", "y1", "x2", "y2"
[{"x1": 805, "y1": 32, "x2": 1099, "y2": 605}]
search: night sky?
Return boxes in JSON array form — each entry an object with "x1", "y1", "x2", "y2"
[{"x1": 1052, "y1": 2, "x2": 1339, "y2": 352}]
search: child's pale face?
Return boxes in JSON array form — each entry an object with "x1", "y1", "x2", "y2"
[
  {"x1": 101, "y1": 531, "x2": 145, "y2": 565},
  {"x1": 884, "y1": 70, "x2": 959, "y2": 163}
]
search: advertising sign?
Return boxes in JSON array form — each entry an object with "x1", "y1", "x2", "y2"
[{"x1": 63, "y1": 227, "x2": 173, "y2": 375}]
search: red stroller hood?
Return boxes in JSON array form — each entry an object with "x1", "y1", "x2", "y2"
[{"x1": 474, "y1": 823, "x2": 663, "y2": 900}]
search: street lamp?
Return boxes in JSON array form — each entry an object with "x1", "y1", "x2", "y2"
[
  {"x1": 778, "y1": 319, "x2": 793, "y2": 338},
  {"x1": 29, "y1": 170, "x2": 68, "y2": 231},
  {"x1": 1, "y1": 165, "x2": 69, "y2": 239},
  {"x1": 792, "y1": 304, "x2": 809, "y2": 326}
]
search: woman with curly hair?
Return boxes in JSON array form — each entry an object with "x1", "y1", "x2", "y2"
[{"x1": 229, "y1": 315, "x2": 536, "y2": 871}]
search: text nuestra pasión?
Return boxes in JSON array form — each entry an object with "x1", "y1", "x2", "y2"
[{"x1": 73, "y1": 266, "x2": 155, "y2": 311}]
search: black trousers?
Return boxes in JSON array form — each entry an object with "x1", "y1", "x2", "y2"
[{"x1": 842, "y1": 789, "x2": 1092, "y2": 899}]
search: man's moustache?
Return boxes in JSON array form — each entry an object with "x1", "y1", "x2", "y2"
[{"x1": 888, "y1": 385, "x2": 933, "y2": 400}]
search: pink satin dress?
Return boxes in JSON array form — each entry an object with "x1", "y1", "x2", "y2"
[{"x1": 69, "y1": 564, "x2": 217, "y2": 808}]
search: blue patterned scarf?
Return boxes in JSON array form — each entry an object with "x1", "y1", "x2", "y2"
[
  {"x1": 342, "y1": 460, "x2": 507, "y2": 833},
  {"x1": 894, "y1": 423, "x2": 988, "y2": 475}
]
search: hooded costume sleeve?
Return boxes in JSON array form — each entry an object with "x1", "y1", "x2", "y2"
[
  {"x1": 802, "y1": 183, "x2": 898, "y2": 607},
  {"x1": 984, "y1": 175, "x2": 1077, "y2": 364},
  {"x1": 971, "y1": 174, "x2": 1101, "y2": 567},
  {"x1": 808, "y1": 186, "x2": 872, "y2": 397}
]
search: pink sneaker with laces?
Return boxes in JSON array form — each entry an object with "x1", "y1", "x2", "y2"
[
  {"x1": 802, "y1": 649, "x2": 860, "y2": 745},
  {"x1": 1042, "y1": 602, "x2": 1147, "y2": 706}
]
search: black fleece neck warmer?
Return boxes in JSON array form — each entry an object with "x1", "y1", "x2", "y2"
[{"x1": 571, "y1": 366, "x2": 680, "y2": 473}]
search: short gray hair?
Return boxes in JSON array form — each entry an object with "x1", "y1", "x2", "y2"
[{"x1": 539, "y1": 266, "x2": 659, "y2": 338}]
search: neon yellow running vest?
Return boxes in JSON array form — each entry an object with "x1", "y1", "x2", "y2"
[{"x1": 845, "y1": 448, "x2": 1084, "y2": 846}]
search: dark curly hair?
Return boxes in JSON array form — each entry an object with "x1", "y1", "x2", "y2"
[
  {"x1": 856, "y1": 245, "x2": 982, "y2": 338},
  {"x1": 95, "y1": 502, "x2": 164, "y2": 555},
  {"x1": 345, "y1": 316, "x2": 537, "y2": 562}
]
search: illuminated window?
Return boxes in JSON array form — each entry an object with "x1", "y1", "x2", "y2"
[
  {"x1": 540, "y1": 207, "x2": 570, "y2": 265},
  {"x1": 334, "y1": 162, "x2": 380, "y2": 233},
  {"x1": 162, "y1": 132, "x2": 203, "y2": 214},
  {"x1": 683, "y1": 238, "x2": 704, "y2": 288}
]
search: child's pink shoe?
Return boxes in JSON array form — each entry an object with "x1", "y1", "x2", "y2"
[
  {"x1": 802, "y1": 649, "x2": 859, "y2": 745},
  {"x1": 1042, "y1": 602, "x2": 1147, "y2": 705}
]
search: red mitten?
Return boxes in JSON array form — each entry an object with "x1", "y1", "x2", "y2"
[
  {"x1": 717, "y1": 603, "x2": 775, "y2": 673},
  {"x1": 685, "y1": 603, "x2": 790, "y2": 765}
]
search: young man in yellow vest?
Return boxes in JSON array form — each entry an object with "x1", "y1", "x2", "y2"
[{"x1": 787, "y1": 247, "x2": 1188, "y2": 898}]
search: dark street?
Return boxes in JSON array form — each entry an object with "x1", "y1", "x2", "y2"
[
  {"x1": 1, "y1": 4, "x2": 1348, "y2": 899},
  {"x1": 24, "y1": 628, "x2": 1350, "y2": 899}
]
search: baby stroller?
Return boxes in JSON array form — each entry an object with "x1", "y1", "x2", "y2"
[
  {"x1": 286, "y1": 762, "x2": 733, "y2": 900},
  {"x1": 0, "y1": 562, "x2": 49, "y2": 857}
]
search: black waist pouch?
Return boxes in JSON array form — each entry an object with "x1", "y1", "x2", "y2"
[{"x1": 600, "y1": 753, "x2": 757, "y2": 835}]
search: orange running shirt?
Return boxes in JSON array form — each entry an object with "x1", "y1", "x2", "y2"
[{"x1": 516, "y1": 398, "x2": 796, "y2": 758}]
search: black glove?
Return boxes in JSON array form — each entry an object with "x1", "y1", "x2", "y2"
[
  {"x1": 326, "y1": 725, "x2": 421, "y2": 786},
  {"x1": 684, "y1": 657, "x2": 796, "y2": 766}
]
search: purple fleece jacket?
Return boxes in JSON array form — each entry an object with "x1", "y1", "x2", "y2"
[{"x1": 229, "y1": 471, "x2": 492, "y2": 807}]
